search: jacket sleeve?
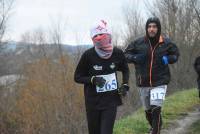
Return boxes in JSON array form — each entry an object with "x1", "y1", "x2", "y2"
[
  {"x1": 194, "y1": 56, "x2": 200, "y2": 74},
  {"x1": 167, "y1": 42, "x2": 179, "y2": 64},
  {"x1": 74, "y1": 52, "x2": 92, "y2": 84},
  {"x1": 118, "y1": 50, "x2": 130, "y2": 84},
  {"x1": 124, "y1": 41, "x2": 146, "y2": 64},
  {"x1": 124, "y1": 41, "x2": 136, "y2": 63}
]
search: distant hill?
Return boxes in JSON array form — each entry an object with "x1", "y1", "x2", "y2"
[
  {"x1": 0, "y1": 41, "x2": 92, "y2": 76},
  {"x1": 2, "y1": 41, "x2": 92, "y2": 55}
]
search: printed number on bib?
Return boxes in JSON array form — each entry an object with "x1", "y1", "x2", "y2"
[
  {"x1": 96, "y1": 73, "x2": 117, "y2": 93},
  {"x1": 150, "y1": 86, "x2": 167, "y2": 101}
]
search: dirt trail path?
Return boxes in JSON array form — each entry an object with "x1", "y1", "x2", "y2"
[{"x1": 161, "y1": 107, "x2": 200, "y2": 134}]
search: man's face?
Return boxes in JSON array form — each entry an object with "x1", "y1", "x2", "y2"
[{"x1": 147, "y1": 23, "x2": 158, "y2": 38}]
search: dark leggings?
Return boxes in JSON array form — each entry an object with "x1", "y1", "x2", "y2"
[
  {"x1": 86, "y1": 107, "x2": 117, "y2": 134},
  {"x1": 145, "y1": 105, "x2": 162, "y2": 134}
]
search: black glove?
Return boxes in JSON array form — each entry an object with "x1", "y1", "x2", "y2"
[
  {"x1": 91, "y1": 76, "x2": 106, "y2": 88},
  {"x1": 118, "y1": 84, "x2": 129, "y2": 97}
]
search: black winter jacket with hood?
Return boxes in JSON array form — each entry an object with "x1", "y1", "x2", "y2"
[{"x1": 124, "y1": 17, "x2": 179, "y2": 87}]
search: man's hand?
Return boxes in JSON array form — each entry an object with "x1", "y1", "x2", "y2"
[{"x1": 118, "y1": 84, "x2": 129, "y2": 97}]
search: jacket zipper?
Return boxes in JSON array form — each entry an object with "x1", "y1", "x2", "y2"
[{"x1": 149, "y1": 40, "x2": 160, "y2": 87}]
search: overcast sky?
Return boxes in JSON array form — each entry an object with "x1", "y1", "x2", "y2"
[{"x1": 7, "y1": 0, "x2": 146, "y2": 45}]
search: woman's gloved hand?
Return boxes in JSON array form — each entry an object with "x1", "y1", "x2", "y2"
[{"x1": 91, "y1": 76, "x2": 106, "y2": 88}]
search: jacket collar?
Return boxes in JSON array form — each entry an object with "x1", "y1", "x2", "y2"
[{"x1": 144, "y1": 35, "x2": 164, "y2": 44}]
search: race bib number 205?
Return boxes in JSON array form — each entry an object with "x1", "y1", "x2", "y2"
[{"x1": 96, "y1": 73, "x2": 118, "y2": 93}]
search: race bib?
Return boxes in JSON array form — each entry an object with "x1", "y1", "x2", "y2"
[
  {"x1": 150, "y1": 85, "x2": 167, "y2": 101},
  {"x1": 96, "y1": 73, "x2": 117, "y2": 93}
]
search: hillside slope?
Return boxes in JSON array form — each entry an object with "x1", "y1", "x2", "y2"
[{"x1": 114, "y1": 89, "x2": 200, "y2": 134}]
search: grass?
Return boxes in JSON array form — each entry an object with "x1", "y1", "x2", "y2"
[
  {"x1": 114, "y1": 89, "x2": 200, "y2": 134},
  {"x1": 187, "y1": 119, "x2": 200, "y2": 134}
]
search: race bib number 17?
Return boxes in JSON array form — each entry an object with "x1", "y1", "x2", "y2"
[{"x1": 96, "y1": 73, "x2": 117, "y2": 93}]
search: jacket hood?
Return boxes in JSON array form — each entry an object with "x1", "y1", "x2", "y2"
[{"x1": 145, "y1": 17, "x2": 161, "y2": 41}]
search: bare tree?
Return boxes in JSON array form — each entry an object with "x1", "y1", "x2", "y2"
[
  {"x1": 20, "y1": 28, "x2": 49, "y2": 60},
  {"x1": 122, "y1": 1, "x2": 144, "y2": 48},
  {"x1": 0, "y1": 0, "x2": 15, "y2": 75},
  {"x1": 73, "y1": 31, "x2": 88, "y2": 64},
  {"x1": 48, "y1": 17, "x2": 67, "y2": 58},
  {"x1": 0, "y1": 0, "x2": 14, "y2": 44},
  {"x1": 17, "y1": 22, "x2": 87, "y2": 133}
]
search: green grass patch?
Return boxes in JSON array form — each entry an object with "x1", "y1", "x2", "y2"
[
  {"x1": 114, "y1": 89, "x2": 200, "y2": 134},
  {"x1": 187, "y1": 119, "x2": 200, "y2": 134}
]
